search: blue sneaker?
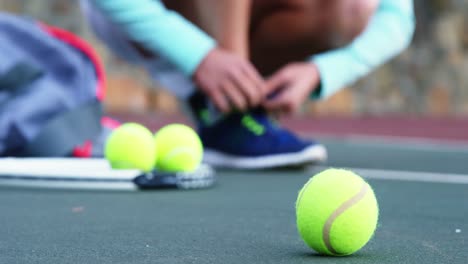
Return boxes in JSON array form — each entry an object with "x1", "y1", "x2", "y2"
[{"x1": 189, "y1": 92, "x2": 327, "y2": 169}]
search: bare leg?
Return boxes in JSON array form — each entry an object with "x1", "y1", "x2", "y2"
[
  {"x1": 250, "y1": 0, "x2": 379, "y2": 75},
  {"x1": 162, "y1": 0, "x2": 379, "y2": 75},
  {"x1": 163, "y1": 0, "x2": 251, "y2": 59}
]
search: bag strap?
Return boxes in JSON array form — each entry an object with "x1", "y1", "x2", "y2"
[{"x1": 19, "y1": 100, "x2": 103, "y2": 157}]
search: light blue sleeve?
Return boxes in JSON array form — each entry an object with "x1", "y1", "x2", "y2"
[
  {"x1": 91, "y1": 0, "x2": 216, "y2": 76},
  {"x1": 311, "y1": 0, "x2": 415, "y2": 99}
]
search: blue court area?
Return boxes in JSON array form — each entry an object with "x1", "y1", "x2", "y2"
[{"x1": 0, "y1": 137, "x2": 467, "y2": 264}]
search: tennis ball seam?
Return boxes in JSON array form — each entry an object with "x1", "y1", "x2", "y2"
[
  {"x1": 159, "y1": 147, "x2": 197, "y2": 166},
  {"x1": 322, "y1": 182, "x2": 369, "y2": 255}
]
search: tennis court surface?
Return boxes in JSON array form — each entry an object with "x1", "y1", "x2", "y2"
[{"x1": 1, "y1": 117, "x2": 467, "y2": 264}]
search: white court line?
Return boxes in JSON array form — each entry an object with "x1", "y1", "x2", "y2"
[
  {"x1": 305, "y1": 133, "x2": 468, "y2": 153},
  {"x1": 313, "y1": 167, "x2": 468, "y2": 185}
]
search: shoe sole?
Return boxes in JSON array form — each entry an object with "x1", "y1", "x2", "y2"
[{"x1": 203, "y1": 144, "x2": 327, "y2": 169}]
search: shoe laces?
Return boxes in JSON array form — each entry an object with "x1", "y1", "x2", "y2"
[{"x1": 241, "y1": 115, "x2": 265, "y2": 136}]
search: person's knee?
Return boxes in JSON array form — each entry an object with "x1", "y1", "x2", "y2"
[
  {"x1": 250, "y1": 0, "x2": 379, "y2": 74},
  {"x1": 335, "y1": 0, "x2": 379, "y2": 44},
  {"x1": 278, "y1": 0, "x2": 380, "y2": 47},
  {"x1": 252, "y1": 0, "x2": 379, "y2": 48}
]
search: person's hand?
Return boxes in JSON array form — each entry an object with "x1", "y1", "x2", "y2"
[
  {"x1": 193, "y1": 48, "x2": 265, "y2": 113},
  {"x1": 263, "y1": 62, "x2": 320, "y2": 115}
]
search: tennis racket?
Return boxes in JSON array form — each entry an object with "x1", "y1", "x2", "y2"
[{"x1": 0, "y1": 158, "x2": 216, "y2": 191}]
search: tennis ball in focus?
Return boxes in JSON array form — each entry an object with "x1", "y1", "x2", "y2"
[
  {"x1": 296, "y1": 168, "x2": 378, "y2": 256},
  {"x1": 154, "y1": 124, "x2": 203, "y2": 172},
  {"x1": 105, "y1": 123, "x2": 156, "y2": 172}
]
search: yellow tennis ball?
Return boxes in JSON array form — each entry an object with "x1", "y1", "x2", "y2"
[
  {"x1": 105, "y1": 123, "x2": 156, "y2": 172},
  {"x1": 296, "y1": 168, "x2": 379, "y2": 256},
  {"x1": 154, "y1": 124, "x2": 203, "y2": 172}
]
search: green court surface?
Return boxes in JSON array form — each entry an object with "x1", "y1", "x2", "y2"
[{"x1": 1, "y1": 138, "x2": 467, "y2": 264}]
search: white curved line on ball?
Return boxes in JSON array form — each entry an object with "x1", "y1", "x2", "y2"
[
  {"x1": 160, "y1": 147, "x2": 195, "y2": 165},
  {"x1": 322, "y1": 182, "x2": 369, "y2": 255}
]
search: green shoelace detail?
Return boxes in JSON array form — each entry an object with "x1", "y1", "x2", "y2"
[
  {"x1": 199, "y1": 109, "x2": 211, "y2": 124},
  {"x1": 242, "y1": 115, "x2": 265, "y2": 136}
]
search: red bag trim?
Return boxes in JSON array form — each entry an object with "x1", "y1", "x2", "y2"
[{"x1": 38, "y1": 22, "x2": 106, "y2": 100}]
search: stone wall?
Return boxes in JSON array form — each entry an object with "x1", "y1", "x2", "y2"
[{"x1": 2, "y1": 0, "x2": 468, "y2": 117}]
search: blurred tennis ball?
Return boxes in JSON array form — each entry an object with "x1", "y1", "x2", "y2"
[
  {"x1": 154, "y1": 124, "x2": 203, "y2": 172},
  {"x1": 296, "y1": 168, "x2": 379, "y2": 256},
  {"x1": 105, "y1": 123, "x2": 156, "y2": 172}
]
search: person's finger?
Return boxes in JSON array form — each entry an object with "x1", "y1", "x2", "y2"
[
  {"x1": 283, "y1": 100, "x2": 295, "y2": 115},
  {"x1": 265, "y1": 69, "x2": 290, "y2": 98},
  {"x1": 207, "y1": 89, "x2": 230, "y2": 113},
  {"x1": 241, "y1": 63, "x2": 266, "y2": 102},
  {"x1": 263, "y1": 92, "x2": 287, "y2": 111},
  {"x1": 279, "y1": 82, "x2": 303, "y2": 114},
  {"x1": 267, "y1": 95, "x2": 294, "y2": 115},
  {"x1": 222, "y1": 80, "x2": 247, "y2": 111},
  {"x1": 270, "y1": 109, "x2": 285, "y2": 119},
  {"x1": 229, "y1": 68, "x2": 260, "y2": 108},
  {"x1": 263, "y1": 79, "x2": 299, "y2": 115}
]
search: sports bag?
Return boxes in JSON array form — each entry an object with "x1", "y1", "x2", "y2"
[{"x1": 0, "y1": 12, "x2": 108, "y2": 157}]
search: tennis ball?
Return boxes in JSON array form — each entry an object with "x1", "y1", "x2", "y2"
[
  {"x1": 154, "y1": 124, "x2": 203, "y2": 172},
  {"x1": 296, "y1": 168, "x2": 379, "y2": 256},
  {"x1": 105, "y1": 123, "x2": 156, "y2": 172}
]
